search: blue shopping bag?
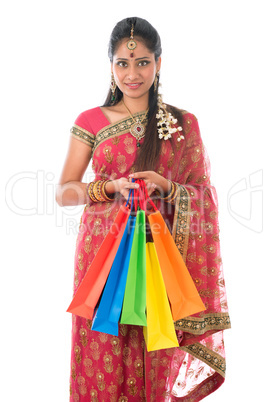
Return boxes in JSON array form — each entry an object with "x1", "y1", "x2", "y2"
[{"x1": 92, "y1": 213, "x2": 136, "y2": 336}]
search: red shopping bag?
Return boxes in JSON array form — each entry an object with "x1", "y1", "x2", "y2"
[{"x1": 67, "y1": 203, "x2": 131, "y2": 319}]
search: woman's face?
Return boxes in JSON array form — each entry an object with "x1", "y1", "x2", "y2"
[{"x1": 112, "y1": 38, "x2": 161, "y2": 102}]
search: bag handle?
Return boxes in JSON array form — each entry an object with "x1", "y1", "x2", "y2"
[{"x1": 139, "y1": 180, "x2": 158, "y2": 213}]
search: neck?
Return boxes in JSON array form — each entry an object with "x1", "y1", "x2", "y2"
[{"x1": 121, "y1": 94, "x2": 149, "y2": 114}]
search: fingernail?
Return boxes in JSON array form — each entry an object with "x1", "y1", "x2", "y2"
[{"x1": 129, "y1": 174, "x2": 134, "y2": 177}]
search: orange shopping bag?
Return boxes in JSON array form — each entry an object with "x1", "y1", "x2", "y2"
[
  {"x1": 141, "y1": 181, "x2": 206, "y2": 321},
  {"x1": 67, "y1": 204, "x2": 130, "y2": 319}
]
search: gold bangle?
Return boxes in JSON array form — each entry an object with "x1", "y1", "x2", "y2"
[
  {"x1": 87, "y1": 182, "x2": 98, "y2": 202},
  {"x1": 161, "y1": 180, "x2": 175, "y2": 200},
  {"x1": 93, "y1": 180, "x2": 105, "y2": 202},
  {"x1": 101, "y1": 180, "x2": 114, "y2": 201}
]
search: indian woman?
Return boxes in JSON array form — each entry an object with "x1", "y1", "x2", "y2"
[{"x1": 56, "y1": 16, "x2": 231, "y2": 402}]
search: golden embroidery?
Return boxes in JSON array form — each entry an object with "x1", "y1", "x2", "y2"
[
  {"x1": 90, "y1": 388, "x2": 98, "y2": 402},
  {"x1": 157, "y1": 164, "x2": 165, "y2": 175},
  {"x1": 175, "y1": 312, "x2": 231, "y2": 334},
  {"x1": 119, "y1": 324, "x2": 128, "y2": 336},
  {"x1": 134, "y1": 358, "x2": 143, "y2": 378},
  {"x1": 191, "y1": 145, "x2": 202, "y2": 163},
  {"x1": 77, "y1": 375, "x2": 87, "y2": 396},
  {"x1": 103, "y1": 353, "x2": 113, "y2": 374},
  {"x1": 200, "y1": 266, "x2": 219, "y2": 276},
  {"x1": 86, "y1": 319, "x2": 92, "y2": 330},
  {"x1": 187, "y1": 253, "x2": 205, "y2": 265},
  {"x1": 129, "y1": 328, "x2": 139, "y2": 349},
  {"x1": 118, "y1": 396, "x2": 128, "y2": 402},
  {"x1": 123, "y1": 137, "x2": 135, "y2": 154},
  {"x1": 167, "y1": 151, "x2": 175, "y2": 168},
  {"x1": 172, "y1": 185, "x2": 191, "y2": 262},
  {"x1": 74, "y1": 344, "x2": 82, "y2": 364},
  {"x1": 111, "y1": 136, "x2": 121, "y2": 146},
  {"x1": 98, "y1": 332, "x2": 108, "y2": 343},
  {"x1": 70, "y1": 124, "x2": 95, "y2": 147},
  {"x1": 103, "y1": 145, "x2": 114, "y2": 164},
  {"x1": 77, "y1": 252, "x2": 84, "y2": 270},
  {"x1": 74, "y1": 269, "x2": 79, "y2": 287},
  {"x1": 199, "y1": 288, "x2": 221, "y2": 299},
  {"x1": 179, "y1": 156, "x2": 188, "y2": 175},
  {"x1": 180, "y1": 343, "x2": 226, "y2": 377},
  {"x1": 92, "y1": 217, "x2": 102, "y2": 236},
  {"x1": 184, "y1": 117, "x2": 193, "y2": 134},
  {"x1": 79, "y1": 326, "x2": 88, "y2": 347},
  {"x1": 217, "y1": 278, "x2": 225, "y2": 287},
  {"x1": 111, "y1": 337, "x2": 121, "y2": 356},
  {"x1": 202, "y1": 244, "x2": 216, "y2": 253},
  {"x1": 96, "y1": 371, "x2": 106, "y2": 391},
  {"x1": 84, "y1": 235, "x2": 92, "y2": 254},
  {"x1": 123, "y1": 346, "x2": 132, "y2": 367},
  {"x1": 71, "y1": 363, "x2": 76, "y2": 381},
  {"x1": 210, "y1": 210, "x2": 217, "y2": 220},
  {"x1": 90, "y1": 340, "x2": 100, "y2": 360},
  {"x1": 127, "y1": 377, "x2": 138, "y2": 396},
  {"x1": 84, "y1": 357, "x2": 94, "y2": 378},
  {"x1": 117, "y1": 153, "x2": 127, "y2": 174},
  {"x1": 116, "y1": 366, "x2": 124, "y2": 385},
  {"x1": 93, "y1": 111, "x2": 147, "y2": 155}
]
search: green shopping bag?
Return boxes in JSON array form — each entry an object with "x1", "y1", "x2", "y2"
[{"x1": 120, "y1": 198, "x2": 147, "y2": 326}]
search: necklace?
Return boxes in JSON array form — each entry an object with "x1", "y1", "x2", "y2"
[{"x1": 122, "y1": 100, "x2": 149, "y2": 147}]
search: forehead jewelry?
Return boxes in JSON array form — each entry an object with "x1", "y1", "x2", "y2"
[{"x1": 127, "y1": 24, "x2": 137, "y2": 58}]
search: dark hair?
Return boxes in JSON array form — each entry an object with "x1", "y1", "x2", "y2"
[{"x1": 103, "y1": 17, "x2": 184, "y2": 171}]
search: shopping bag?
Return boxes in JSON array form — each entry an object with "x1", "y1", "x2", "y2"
[
  {"x1": 143, "y1": 242, "x2": 179, "y2": 351},
  {"x1": 91, "y1": 213, "x2": 136, "y2": 336},
  {"x1": 120, "y1": 207, "x2": 147, "y2": 326},
  {"x1": 67, "y1": 204, "x2": 131, "y2": 319},
  {"x1": 148, "y1": 209, "x2": 206, "y2": 321}
]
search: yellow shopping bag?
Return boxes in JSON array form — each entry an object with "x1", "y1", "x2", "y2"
[{"x1": 143, "y1": 242, "x2": 179, "y2": 352}]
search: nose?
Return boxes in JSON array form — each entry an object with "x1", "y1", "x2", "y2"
[{"x1": 127, "y1": 64, "x2": 139, "y2": 80}]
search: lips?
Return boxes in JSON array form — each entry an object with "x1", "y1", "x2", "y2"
[{"x1": 125, "y1": 83, "x2": 142, "y2": 89}]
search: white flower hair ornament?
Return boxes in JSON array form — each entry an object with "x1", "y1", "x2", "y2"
[{"x1": 156, "y1": 94, "x2": 185, "y2": 142}]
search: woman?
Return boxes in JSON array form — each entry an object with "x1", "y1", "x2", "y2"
[{"x1": 56, "y1": 17, "x2": 231, "y2": 401}]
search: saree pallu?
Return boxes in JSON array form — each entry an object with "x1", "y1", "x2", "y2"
[{"x1": 68, "y1": 107, "x2": 231, "y2": 401}]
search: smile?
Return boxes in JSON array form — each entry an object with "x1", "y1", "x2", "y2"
[{"x1": 125, "y1": 83, "x2": 142, "y2": 89}]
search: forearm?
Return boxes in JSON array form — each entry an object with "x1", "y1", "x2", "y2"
[{"x1": 55, "y1": 181, "x2": 88, "y2": 207}]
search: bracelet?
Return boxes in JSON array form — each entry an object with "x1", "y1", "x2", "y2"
[
  {"x1": 161, "y1": 180, "x2": 178, "y2": 203},
  {"x1": 101, "y1": 180, "x2": 114, "y2": 202},
  {"x1": 87, "y1": 182, "x2": 98, "y2": 202},
  {"x1": 86, "y1": 180, "x2": 114, "y2": 203}
]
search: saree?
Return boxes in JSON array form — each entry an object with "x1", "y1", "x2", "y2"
[{"x1": 68, "y1": 106, "x2": 231, "y2": 401}]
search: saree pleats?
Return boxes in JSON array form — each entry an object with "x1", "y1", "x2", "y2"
[{"x1": 69, "y1": 107, "x2": 230, "y2": 401}]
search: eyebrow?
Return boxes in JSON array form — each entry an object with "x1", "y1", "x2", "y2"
[{"x1": 115, "y1": 57, "x2": 151, "y2": 61}]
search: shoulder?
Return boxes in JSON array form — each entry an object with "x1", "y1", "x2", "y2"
[
  {"x1": 73, "y1": 107, "x2": 101, "y2": 130},
  {"x1": 70, "y1": 107, "x2": 103, "y2": 147}
]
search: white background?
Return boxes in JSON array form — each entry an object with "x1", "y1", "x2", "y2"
[{"x1": 1, "y1": 0, "x2": 267, "y2": 400}]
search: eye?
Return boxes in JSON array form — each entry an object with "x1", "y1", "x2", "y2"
[
  {"x1": 138, "y1": 60, "x2": 150, "y2": 66},
  {"x1": 116, "y1": 61, "x2": 128, "y2": 67}
]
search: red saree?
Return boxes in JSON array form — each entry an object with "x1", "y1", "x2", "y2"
[{"x1": 68, "y1": 106, "x2": 231, "y2": 401}]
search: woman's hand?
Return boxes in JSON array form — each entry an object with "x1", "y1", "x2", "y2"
[
  {"x1": 128, "y1": 171, "x2": 171, "y2": 196},
  {"x1": 105, "y1": 177, "x2": 139, "y2": 201}
]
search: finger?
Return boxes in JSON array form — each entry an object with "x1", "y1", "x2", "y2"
[{"x1": 128, "y1": 171, "x2": 149, "y2": 180}]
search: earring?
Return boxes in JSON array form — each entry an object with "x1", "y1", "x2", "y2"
[
  {"x1": 154, "y1": 71, "x2": 160, "y2": 92},
  {"x1": 110, "y1": 73, "x2": 117, "y2": 101}
]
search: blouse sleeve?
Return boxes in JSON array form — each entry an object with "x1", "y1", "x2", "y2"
[{"x1": 70, "y1": 110, "x2": 96, "y2": 148}]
